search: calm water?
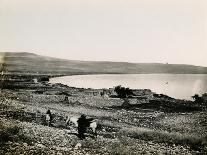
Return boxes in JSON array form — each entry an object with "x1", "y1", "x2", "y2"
[{"x1": 50, "y1": 74, "x2": 207, "y2": 100}]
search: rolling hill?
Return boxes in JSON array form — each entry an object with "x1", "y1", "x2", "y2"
[{"x1": 1, "y1": 52, "x2": 207, "y2": 75}]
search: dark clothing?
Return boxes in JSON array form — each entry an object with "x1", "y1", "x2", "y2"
[
  {"x1": 46, "y1": 110, "x2": 52, "y2": 116},
  {"x1": 77, "y1": 115, "x2": 94, "y2": 139},
  {"x1": 78, "y1": 127, "x2": 85, "y2": 139},
  {"x1": 46, "y1": 110, "x2": 52, "y2": 126},
  {"x1": 77, "y1": 116, "x2": 87, "y2": 139}
]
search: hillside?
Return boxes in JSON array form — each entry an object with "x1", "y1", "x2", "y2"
[
  {"x1": 0, "y1": 52, "x2": 207, "y2": 154},
  {"x1": 0, "y1": 82, "x2": 207, "y2": 154},
  {"x1": 1, "y1": 52, "x2": 207, "y2": 75}
]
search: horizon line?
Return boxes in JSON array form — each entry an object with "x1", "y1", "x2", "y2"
[{"x1": 1, "y1": 51, "x2": 207, "y2": 68}]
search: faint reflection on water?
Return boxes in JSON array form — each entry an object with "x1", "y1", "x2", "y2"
[{"x1": 50, "y1": 74, "x2": 207, "y2": 100}]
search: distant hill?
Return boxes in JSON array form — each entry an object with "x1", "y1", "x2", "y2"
[{"x1": 1, "y1": 52, "x2": 207, "y2": 75}]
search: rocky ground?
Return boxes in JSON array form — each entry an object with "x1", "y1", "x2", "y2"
[{"x1": 0, "y1": 80, "x2": 207, "y2": 155}]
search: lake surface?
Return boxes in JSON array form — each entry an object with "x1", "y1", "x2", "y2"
[{"x1": 50, "y1": 74, "x2": 207, "y2": 100}]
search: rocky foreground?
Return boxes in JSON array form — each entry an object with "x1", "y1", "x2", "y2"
[{"x1": 0, "y1": 78, "x2": 207, "y2": 155}]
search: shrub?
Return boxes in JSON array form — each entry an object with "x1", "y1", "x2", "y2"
[
  {"x1": 0, "y1": 125, "x2": 20, "y2": 146},
  {"x1": 38, "y1": 77, "x2": 49, "y2": 82},
  {"x1": 0, "y1": 123, "x2": 33, "y2": 147},
  {"x1": 192, "y1": 94, "x2": 204, "y2": 104},
  {"x1": 114, "y1": 85, "x2": 133, "y2": 98}
]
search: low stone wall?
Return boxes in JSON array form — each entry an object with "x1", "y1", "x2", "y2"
[
  {"x1": 132, "y1": 89, "x2": 153, "y2": 96},
  {"x1": 17, "y1": 93, "x2": 66, "y2": 103},
  {"x1": 67, "y1": 96, "x2": 123, "y2": 107},
  {"x1": 30, "y1": 94, "x2": 65, "y2": 103},
  {"x1": 128, "y1": 99, "x2": 139, "y2": 105}
]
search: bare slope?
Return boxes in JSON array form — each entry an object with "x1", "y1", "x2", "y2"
[{"x1": 1, "y1": 52, "x2": 207, "y2": 75}]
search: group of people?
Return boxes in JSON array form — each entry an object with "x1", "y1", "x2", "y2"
[{"x1": 46, "y1": 110, "x2": 94, "y2": 140}]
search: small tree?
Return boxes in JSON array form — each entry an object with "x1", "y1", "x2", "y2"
[
  {"x1": 38, "y1": 77, "x2": 49, "y2": 82},
  {"x1": 202, "y1": 93, "x2": 207, "y2": 98},
  {"x1": 192, "y1": 94, "x2": 203, "y2": 103},
  {"x1": 114, "y1": 85, "x2": 133, "y2": 98}
]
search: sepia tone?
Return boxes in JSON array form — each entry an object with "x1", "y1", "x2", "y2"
[{"x1": 0, "y1": 0, "x2": 207, "y2": 154}]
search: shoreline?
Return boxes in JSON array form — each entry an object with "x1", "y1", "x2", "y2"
[
  {"x1": 0, "y1": 73, "x2": 200, "y2": 101},
  {"x1": 2, "y1": 73, "x2": 207, "y2": 111},
  {"x1": 0, "y1": 73, "x2": 207, "y2": 154}
]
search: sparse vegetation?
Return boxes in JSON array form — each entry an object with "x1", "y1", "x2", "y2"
[
  {"x1": 120, "y1": 128, "x2": 207, "y2": 152},
  {"x1": 0, "y1": 120, "x2": 32, "y2": 148},
  {"x1": 0, "y1": 125, "x2": 20, "y2": 146},
  {"x1": 0, "y1": 71, "x2": 207, "y2": 154}
]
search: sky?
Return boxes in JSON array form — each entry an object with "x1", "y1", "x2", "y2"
[{"x1": 0, "y1": 0, "x2": 207, "y2": 66}]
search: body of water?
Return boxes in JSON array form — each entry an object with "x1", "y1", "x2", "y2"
[{"x1": 50, "y1": 74, "x2": 207, "y2": 100}]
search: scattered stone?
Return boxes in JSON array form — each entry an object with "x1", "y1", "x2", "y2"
[
  {"x1": 23, "y1": 143, "x2": 28, "y2": 147},
  {"x1": 74, "y1": 143, "x2": 82, "y2": 149},
  {"x1": 57, "y1": 151, "x2": 63, "y2": 155},
  {"x1": 35, "y1": 143, "x2": 45, "y2": 148}
]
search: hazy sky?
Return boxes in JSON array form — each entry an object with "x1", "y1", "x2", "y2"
[{"x1": 0, "y1": 0, "x2": 207, "y2": 66}]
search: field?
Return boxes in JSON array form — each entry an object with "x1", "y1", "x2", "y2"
[{"x1": 0, "y1": 78, "x2": 207, "y2": 155}]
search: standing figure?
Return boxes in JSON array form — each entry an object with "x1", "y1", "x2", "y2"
[
  {"x1": 66, "y1": 115, "x2": 98, "y2": 138},
  {"x1": 77, "y1": 114, "x2": 87, "y2": 139},
  {"x1": 46, "y1": 109, "x2": 52, "y2": 126}
]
